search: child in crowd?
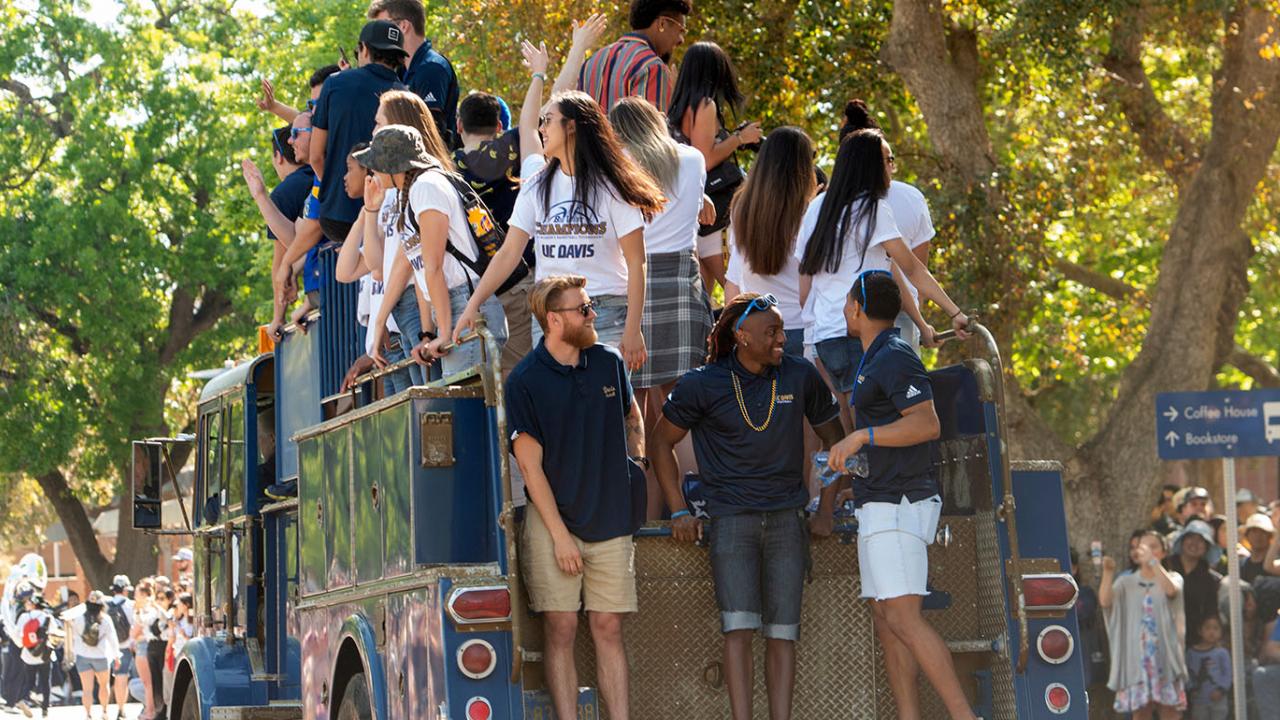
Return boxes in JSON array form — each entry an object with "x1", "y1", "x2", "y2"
[{"x1": 1186, "y1": 614, "x2": 1231, "y2": 720}]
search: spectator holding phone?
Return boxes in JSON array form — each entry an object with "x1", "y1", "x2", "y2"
[{"x1": 667, "y1": 41, "x2": 762, "y2": 286}]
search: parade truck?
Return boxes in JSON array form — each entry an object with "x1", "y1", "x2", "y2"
[{"x1": 130, "y1": 248, "x2": 1089, "y2": 719}]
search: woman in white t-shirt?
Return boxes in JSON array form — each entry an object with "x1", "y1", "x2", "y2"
[
  {"x1": 608, "y1": 97, "x2": 714, "y2": 400},
  {"x1": 453, "y1": 44, "x2": 665, "y2": 370},
  {"x1": 796, "y1": 128, "x2": 968, "y2": 407},
  {"x1": 360, "y1": 123, "x2": 510, "y2": 379},
  {"x1": 724, "y1": 126, "x2": 818, "y2": 358},
  {"x1": 839, "y1": 99, "x2": 937, "y2": 349},
  {"x1": 68, "y1": 592, "x2": 120, "y2": 720}
]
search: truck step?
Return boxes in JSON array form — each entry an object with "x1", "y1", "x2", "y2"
[{"x1": 209, "y1": 704, "x2": 303, "y2": 720}]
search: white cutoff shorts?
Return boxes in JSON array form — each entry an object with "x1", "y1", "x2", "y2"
[{"x1": 856, "y1": 494, "x2": 942, "y2": 600}]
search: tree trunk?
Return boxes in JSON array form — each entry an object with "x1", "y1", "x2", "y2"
[
  {"x1": 34, "y1": 469, "x2": 112, "y2": 590},
  {"x1": 881, "y1": 0, "x2": 1280, "y2": 553}
]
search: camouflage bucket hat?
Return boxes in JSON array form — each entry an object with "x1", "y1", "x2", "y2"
[{"x1": 353, "y1": 124, "x2": 435, "y2": 175}]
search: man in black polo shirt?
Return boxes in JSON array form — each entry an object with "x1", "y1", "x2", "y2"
[
  {"x1": 820, "y1": 270, "x2": 976, "y2": 720},
  {"x1": 309, "y1": 20, "x2": 406, "y2": 246},
  {"x1": 505, "y1": 275, "x2": 646, "y2": 720},
  {"x1": 650, "y1": 292, "x2": 844, "y2": 720}
]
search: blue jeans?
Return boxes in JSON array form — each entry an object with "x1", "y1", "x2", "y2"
[
  {"x1": 381, "y1": 334, "x2": 414, "y2": 395},
  {"x1": 783, "y1": 328, "x2": 804, "y2": 357},
  {"x1": 438, "y1": 284, "x2": 507, "y2": 377},
  {"x1": 388, "y1": 285, "x2": 426, "y2": 387},
  {"x1": 815, "y1": 335, "x2": 863, "y2": 393},
  {"x1": 708, "y1": 508, "x2": 810, "y2": 640}
]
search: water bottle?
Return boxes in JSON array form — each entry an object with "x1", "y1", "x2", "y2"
[
  {"x1": 1090, "y1": 540, "x2": 1103, "y2": 566},
  {"x1": 813, "y1": 450, "x2": 869, "y2": 487}
]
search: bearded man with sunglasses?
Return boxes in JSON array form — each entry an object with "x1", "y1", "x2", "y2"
[
  {"x1": 505, "y1": 275, "x2": 647, "y2": 720},
  {"x1": 650, "y1": 292, "x2": 845, "y2": 720}
]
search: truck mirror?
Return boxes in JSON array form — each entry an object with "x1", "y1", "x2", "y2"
[
  {"x1": 131, "y1": 437, "x2": 195, "y2": 531},
  {"x1": 132, "y1": 441, "x2": 164, "y2": 530}
]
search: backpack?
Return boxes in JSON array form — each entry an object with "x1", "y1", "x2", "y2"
[
  {"x1": 80, "y1": 617, "x2": 101, "y2": 647},
  {"x1": 22, "y1": 616, "x2": 50, "y2": 660},
  {"x1": 407, "y1": 165, "x2": 530, "y2": 297},
  {"x1": 105, "y1": 599, "x2": 130, "y2": 643}
]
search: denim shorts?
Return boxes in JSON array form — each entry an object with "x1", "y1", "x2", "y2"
[
  {"x1": 438, "y1": 284, "x2": 507, "y2": 378},
  {"x1": 530, "y1": 293, "x2": 629, "y2": 349},
  {"x1": 76, "y1": 655, "x2": 110, "y2": 674},
  {"x1": 388, "y1": 285, "x2": 426, "y2": 387},
  {"x1": 815, "y1": 335, "x2": 864, "y2": 394},
  {"x1": 381, "y1": 334, "x2": 414, "y2": 396},
  {"x1": 708, "y1": 508, "x2": 810, "y2": 641},
  {"x1": 113, "y1": 647, "x2": 134, "y2": 676}
]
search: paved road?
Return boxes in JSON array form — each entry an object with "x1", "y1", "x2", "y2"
[{"x1": 4, "y1": 703, "x2": 143, "y2": 720}]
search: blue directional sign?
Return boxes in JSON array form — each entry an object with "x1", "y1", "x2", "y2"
[{"x1": 1156, "y1": 390, "x2": 1280, "y2": 460}]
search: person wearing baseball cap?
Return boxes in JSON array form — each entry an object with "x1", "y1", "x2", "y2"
[
  {"x1": 304, "y1": 19, "x2": 407, "y2": 253},
  {"x1": 172, "y1": 547, "x2": 194, "y2": 580},
  {"x1": 1175, "y1": 486, "x2": 1211, "y2": 527},
  {"x1": 366, "y1": 0, "x2": 460, "y2": 144}
]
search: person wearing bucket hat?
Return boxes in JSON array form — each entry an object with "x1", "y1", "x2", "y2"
[
  {"x1": 1166, "y1": 519, "x2": 1224, "y2": 646},
  {"x1": 360, "y1": 123, "x2": 510, "y2": 378},
  {"x1": 307, "y1": 19, "x2": 407, "y2": 250},
  {"x1": 1244, "y1": 513, "x2": 1278, "y2": 584}
]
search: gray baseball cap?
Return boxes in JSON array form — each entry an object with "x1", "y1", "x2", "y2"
[{"x1": 353, "y1": 124, "x2": 436, "y2": 175}]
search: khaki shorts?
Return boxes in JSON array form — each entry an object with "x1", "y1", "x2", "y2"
[{"x1": 521, "y1": 507, "x2": 637, "y2": 614}]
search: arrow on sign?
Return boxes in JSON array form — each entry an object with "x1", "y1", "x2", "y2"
[
  {"x1": 1165, "y1": 431, "x2": 1179, "y2": 447},
  {"x1": 1164, "y1": 406, "x2": 1179, "y2": 422}
]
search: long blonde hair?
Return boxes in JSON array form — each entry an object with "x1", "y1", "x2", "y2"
[
  {"x1": 378, "y1": 90, "x2": 454, "y2": 172},
  {"x1": 609, "y1": 96, "x2": 680, "y2": 194}
]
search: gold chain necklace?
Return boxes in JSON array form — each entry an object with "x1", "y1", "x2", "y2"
[{"x1": 731, "y1": 371, "x2": 777, "y2": 432}]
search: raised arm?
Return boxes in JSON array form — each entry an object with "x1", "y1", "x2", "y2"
[
  {"x1": 241, "y1": 159, "x2": 297, "y2": 243},
  {"x1": 255, "y1": 78, "x2": 299, "y2": 125},
  {"x1": 1098, "y1": 556, "x2": 1116, "y2": 609},
  {"x1": 360, "y1": 175, "x2": 389, "y2": 281},
  {"x1": 520, "y1": 40, "x2": 549, "y2": 160},
  {"x1": 553, "y1": 13, "x2": 608, "y2": 95},
  {"x1": 334, "y1": 213, "x2": 368, "y2": 283}
]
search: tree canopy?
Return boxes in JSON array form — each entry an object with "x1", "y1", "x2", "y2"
[{"x1": 1, "y1": 0, "x2": 1278, "y2": 578}]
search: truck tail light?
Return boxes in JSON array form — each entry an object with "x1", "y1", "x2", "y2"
[
  {"x1": 1022, "y1": 573, "x2": 1078, "y2": 611},
  {"x1": 1044, "y1": 683, "x2": 1070, "y2": 714},
  {"x1": 1036, "y1": 625, "x2": 1074, "y2": 664},
  {"x1": 448, "y1": 587, "x2": 511, "y2": 625},
  {"x1": 457, "y1": 639, "x2": 497, "y2": 679},
  {"x1": 465, "y1": 697, "x2": 492, "y2": 720}
]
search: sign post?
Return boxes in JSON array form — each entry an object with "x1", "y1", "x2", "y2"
[{"x1": 1156, "y1": 389, "x2": 1280, "y2": 720}]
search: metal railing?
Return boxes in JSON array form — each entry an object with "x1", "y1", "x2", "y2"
[{"x1": 315, "y1": 245, "x2": 364, "y2": 399}]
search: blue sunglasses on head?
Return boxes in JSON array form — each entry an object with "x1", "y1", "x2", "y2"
[
  {"x1": 734, "y1": 294, "x2": 779, "y2": 332},
  {"x1": 854, "y1": 269, "x2": 893, "y2": 310}
]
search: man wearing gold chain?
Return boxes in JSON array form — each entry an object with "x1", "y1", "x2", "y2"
[{"x1": 650, "y1": 292, "x2": 847, "y2": 720}]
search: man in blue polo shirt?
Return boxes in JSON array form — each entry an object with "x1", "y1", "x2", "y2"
[
  {"x1": 309, "y1": 19, "x2": 406, "y2": 246},
  {"x1": 366, "y1": 0, "x2": 459, "y2": 144},
  {"x1": 820, "y1": 270, "x2": 976, "y2": 720},
  {"x1": 650, "y1": 292, "x2": 845, "y2": 720},
  {"x1": 505, "y1": 275, "x2": 646, "y2": 720}
]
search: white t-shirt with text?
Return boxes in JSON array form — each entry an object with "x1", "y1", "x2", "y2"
[
  {"x1": 406, "y1": 170, "x2": 481, "y2": 292},
  {"x1": 795, "y1": 192, "x2": 901, "y2": 344},
  {"x1": 509, "y1": 154, "x2": 645, "y2": 297}
]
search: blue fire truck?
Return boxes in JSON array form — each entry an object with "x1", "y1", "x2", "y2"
[{"x1": 130, "y1": 248, "x2": 1089, "y2": 719}]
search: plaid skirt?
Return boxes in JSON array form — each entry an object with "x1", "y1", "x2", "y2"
[{"x1": 633, "y1": 250, "x2": 714, "y2": 389}]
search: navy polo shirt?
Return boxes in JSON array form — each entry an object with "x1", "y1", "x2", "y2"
[
  {"x1": 267, "y1": 166, "x2": 314, "y2": 241},
  {"x1": 404, "y1": 40, "x2": 459, "y2": 138},
  {"x1": 311, "y1": 64, "x2": 404, "y2": 224},
  {"x1": 505, "y1": 341, "x2": 635, "y2": 542},
  {"x1": 663, "y1": 354, "x2": 839, "y2": 517},
  {"x1": 850, "y1": 327, "x2": 939, "y2": 507}
]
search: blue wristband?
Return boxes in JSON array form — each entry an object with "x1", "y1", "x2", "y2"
[
  {"x1": 868, "y1": 427, "x2": 875, "y2": 447},
  {"x1": 671, "y1": 510, "x2": 691, "y2": 520}
]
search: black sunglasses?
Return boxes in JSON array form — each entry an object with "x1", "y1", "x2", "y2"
[{"x1": 549, "y1": 300, "x2": 596, "y2": 318}]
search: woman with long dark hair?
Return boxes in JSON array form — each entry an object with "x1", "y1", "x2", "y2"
[
  {"x1": 839, "y1": 99, "x2": 937, "y2": 349},
  {"x1": 724, "y1": 126, "x2": 816, "y2": 357},
  {"x1": 454, "y1": 46, "x2": 665, "y2": 369},
  {"x1": 667, "y1": 41, "x2": 763, "y2": 293},
  {"x1": 796, "y1": 129, "x2": 968, "y2": 408}
]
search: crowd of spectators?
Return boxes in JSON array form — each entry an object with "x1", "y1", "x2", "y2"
[
  {"x1": 1085, "y1": 484, "x2": 1280, "y2": 718},
  {"x1": 0, "y1": 550, "x2": 194, "y2": 719}
]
